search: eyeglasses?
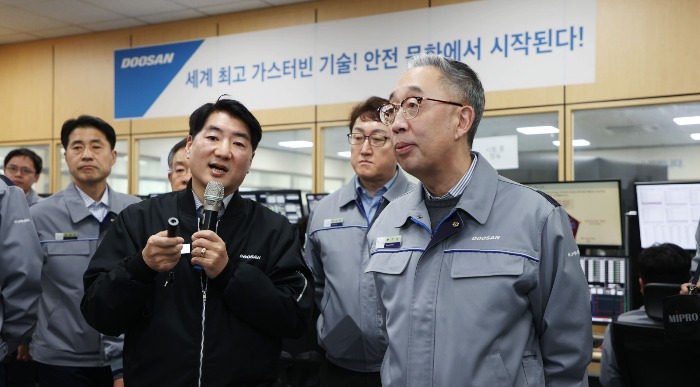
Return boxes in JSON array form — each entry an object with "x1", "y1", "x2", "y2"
[
  {"x1": 5, "y1": 165, "x2": 36, "y2": 175},
  {"x1": 378, "y1": 96, "x2": 464, "y2": 125},
  {"x1": 347, "y1": 133, "x2": 390, "y2": 147}
]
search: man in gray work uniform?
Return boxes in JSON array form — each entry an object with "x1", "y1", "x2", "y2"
[
  {"x1": 305, "y1": 96, "x2": 415, "y2": 386},
  {"x1": 366, "y1": 54, "x2": 592, "y2": 386},
  {"x1": 0, "y1": 175, "x2": 42, "y2": 387},
  {"x1": 29, "y1": 115, "x2": 140, "y2": 387}
]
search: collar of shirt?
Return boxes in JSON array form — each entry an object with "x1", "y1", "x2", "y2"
[
  {"x1": 355, "y1": 168, "x2": 399, "y2": 220},
  {"x1": 193, "y1": 190, "x2": 233, "y2": 219},
  {"x1": 423, "y1": 152, "x2": 478, "y2": 200},
  {"x1": 75, "y1": 184, "x2": 110, "y2": 222}
]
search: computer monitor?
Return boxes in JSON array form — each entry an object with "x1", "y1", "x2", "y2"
[
  {"x1": 526, "y1": 180, "x2": 624, "y2": 248},
  {"x1": 305, "y1": 193, "x2": 328, "y2": 215},
  {"x1": 240, "y1": 189, "x2": 304, "y2": 224},
  {"x1": 635, "y1": 181, "x2": 700, "y2": 251},
  {"x1": 580, "y1": 255, "x2": 629, "y2": 323}
]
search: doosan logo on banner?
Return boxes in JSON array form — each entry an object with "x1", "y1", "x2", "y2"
[{"x1": 121, "y1": 53, "x2": 175, "y2": 69}]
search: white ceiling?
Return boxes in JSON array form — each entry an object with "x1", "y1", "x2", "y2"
[{"x1": 0, "y1": 0, "x2": 312, "y2": 45}]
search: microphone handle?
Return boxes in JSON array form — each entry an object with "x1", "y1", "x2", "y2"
[
  {"x1": 201, "y1": 209, "x2": 218, "y2": 232},
  {"x1": 195, "y1": 209, "x2": 218, "y2": 270}
]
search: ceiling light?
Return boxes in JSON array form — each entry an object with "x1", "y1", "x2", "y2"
[
  {"x1": 337, "y1": 151, "x2": 351, "y2": 158},
  {"x1": 673, "y1": 116, "x2": 700, "y2": 125},
  {"x1": 278, "y1": 141, "x2": 313, "y2": 148},
  {"x1": 516, "y1": 126, "x2": 559, "y2": 135},
  {"x1": 691, "y1": 133, "x2": 700, "y2": 141},
  {"x1": 552, "y1": 139, "x2": 591, "y2": 147}
]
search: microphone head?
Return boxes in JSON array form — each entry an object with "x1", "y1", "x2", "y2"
[{"x1": 204, "y1": 181, "x2": 225, "y2": 206}]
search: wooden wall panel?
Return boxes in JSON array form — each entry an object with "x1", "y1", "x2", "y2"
[
  {"x1": 566, "y1": 0, "x2": 700, "y2": 103},
  {"x1": 53, "y1": 30, "x2": 131, "y2": 137},
  {"x1": 218, "y1": 2, "x2": 317, "y2": 35},
  {"x1": 0, "y1": 41, "x2": 53, "y2": 141},
  {"x1": 131, "y1": 18, "x2": 217, "y2": 47}
]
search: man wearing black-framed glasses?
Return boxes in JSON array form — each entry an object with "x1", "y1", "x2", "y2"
[
  {"x1": 366, "y1": 54, "x2": 592, "y2": 386},
  {"x1": 305, "y1": 96, "x2": 415, "y2": 387},
  {"x1": 3, "y1": 148, "x2": 43, "y2": 206}
]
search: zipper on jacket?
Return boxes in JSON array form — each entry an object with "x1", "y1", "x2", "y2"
[{"x1": 198, "y1": 273, "x2": 208, "y2": 387}]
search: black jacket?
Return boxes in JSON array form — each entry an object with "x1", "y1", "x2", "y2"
[{"x1": 81, "y1": 186, "x2": 312, "y2": 387}]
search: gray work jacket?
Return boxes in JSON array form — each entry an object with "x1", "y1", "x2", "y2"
[
  {"x1": 366, "y1": 155, "x2": 592, "y2": 386},
  {"x1": 0, "y1": 176, "x2": 42, "y2": 362},
  {"x1": 29, "y1": 182, "x2": 140, "y2": 370},
  {"x1": 305, "y1": 169, "x2": 415, "y2": 372}
]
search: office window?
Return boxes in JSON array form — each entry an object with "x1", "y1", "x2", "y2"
[
  {"x1": 478, "y1": 112, "x2": 560, "y2": 183},
  {"x1": 572, "y1": 101, "x2": 700, "y2": 212},
  {"x1": 59, "y1": 140, "x2": 129, "y2": 194},
  {"x1": 0, "y1": 144, "x2": 50, "y2": 195},
  {"x1": 137, "y1": 136, "x2": 187, "y2": 196},
  {"x1": 242, "y1": 128, "x2": 313, "y2": 195},
  {"x1": 322, "y1": 125, "x2": 354, "y2": 193}
]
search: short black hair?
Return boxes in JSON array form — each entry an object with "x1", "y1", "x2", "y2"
[
  {"x1": 61, "y1": 115, "x2": 117, "y2": 150},
  {"x1": 167, "y1": 138, "x2": 188, "y2": 170},
  {"x1": 638, "y1": 243, "x2": 692, "y2": 284},
  {"x1": 188, "y1": 98, "x2": 262, "y2": 151},
  {"x1": 348, "y1": 96, "x2": 389, "y2": 132},
  {"x1": 4, "y1": 148, "x2": 42, "y2": 175}
]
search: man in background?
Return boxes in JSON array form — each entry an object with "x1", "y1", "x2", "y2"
[
  {"x1": 0, "y1": 175, "x2": 42, "y2": 387},
  {"x1": 29, "y1": 115, "x2": 140, "y2": 387},
  {"x1": 366, "y1": 54, "x2": 592, "y2": 386},
  {"x1": 305, "y1": 96, "x2": 415, "y2": 386},
  {"x1": 166, "y1": 138, "x2": 190, "y2": 192},
  {"x1": 600, "y1": 243, "x2": 691, "y2": 386},
  {"x1": 3, "y1": 148, "x2": 44, "y2": 205}
]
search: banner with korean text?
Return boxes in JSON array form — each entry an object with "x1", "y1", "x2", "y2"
[{"x1": 115, "y1": 0, "x2": 596, "y2": 119}]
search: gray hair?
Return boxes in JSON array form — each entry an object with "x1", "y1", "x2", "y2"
[{"x1": 407, "y1": 54, "x2": 485, "y2": 147}]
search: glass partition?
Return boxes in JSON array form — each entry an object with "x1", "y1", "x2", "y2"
[
  {"x1": 572, "y1": 101, "x2": 700, "y2": 212},
  {"x1": 478, "y1": 112, "x2": 560, "y2": 183},
  {"x1": 0, "y1": 144, "x2": 50, "y2": 195},
  {"x1": 136, "y1": 136, "x2": 187, "y2": 196},
  {"x1": 59, "y1": 140, "x2": 129, "y2": 194},
  {"x1": 322, "y1": 125, "x2": 355, "y2": 193},
  {"x1": 241, "y1": 127, "x2": 313, "y2": 204}
]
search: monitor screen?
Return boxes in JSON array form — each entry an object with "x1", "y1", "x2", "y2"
[
  {"x1": 305, "y1": 193, "x2": 328, "y2": 215},
  {"x1": 240, "y1": 189, "x2": 304, "y2": 224},
  {"x1": 635, "y1": 181, "x2": 700, "y2": 250},
  {"x1": 580, "y1": 256, "x2": 629, "y2": 323},
  {"x1": 527, "y1": 180, "x2": 624, "y2": 247}
]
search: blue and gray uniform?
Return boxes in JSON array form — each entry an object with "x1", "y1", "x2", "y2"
[
  {"x1": 599, "y1": 308, "x2": 655, "y2": 387},
  {"x1": 0, "y1": 175, "x2": 42, "y2": 362},
  {"x1": 305, "y1": 168, "x2": 415, "y2": 372},
  {"x1": 29, "y1": 182, "x2": 139, "y2": 373},
  {"x1": 26, "y1": 189, "x2": 42, "y2": 206},
  {"x1": 366, "y1": 153, "x2": 592, "y2": 386}
]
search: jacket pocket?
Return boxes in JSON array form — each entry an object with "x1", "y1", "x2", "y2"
[
  {"x1": 365, "y1": 251, "x2": 412, "y2": 275},
  {"x1": 486, "y1": 352, "x2": 510, "y2": 387},
  {"x1": 47, "y1": 240, "x2": 91, "y2": 256},
  {"x1": 450, "y1": 251, "x2": 524, "y2": 279}
]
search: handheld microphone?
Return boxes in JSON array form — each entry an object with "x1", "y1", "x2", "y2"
[
  {"x1": 195, "y1": 181, "x2": 224, "y2": 270},
  {"x1": 201, "y1": 181, "x2": 224, "y2": 232}
]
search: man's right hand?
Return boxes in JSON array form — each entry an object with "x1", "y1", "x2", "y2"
[{"x1": 142, "y1": 230, "x2": 184, "y2": 272}]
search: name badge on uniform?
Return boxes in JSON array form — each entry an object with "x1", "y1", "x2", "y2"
[
  {"x1": 323, "y1": 218, "x2": 343, "y2": 227},
  {"x1": 376, "y1": 236, "x2": 402, "y2": 249},
  {"x1": 55, "y1": 232, "x2": 78, "y2": 240}
]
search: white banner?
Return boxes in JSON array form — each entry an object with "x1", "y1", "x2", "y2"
[{"x1": 115, "y1": 0, "x2": 596, "y2": 119}]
